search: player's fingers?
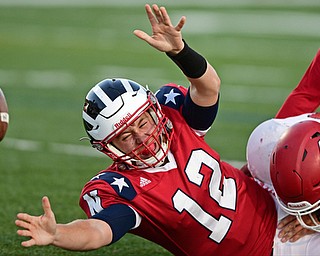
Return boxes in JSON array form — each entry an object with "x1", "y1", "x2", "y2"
[
  {"x1": 17, "y1": 228, "x2": 32, "y2": 237},
  {"x1": 16, "y1": 213, "x2": 34, "y2": 223},
  {"x1": 145, "y1": 4, "x2": 158, "y2": 26},
  {"x1": 152, "y1": 4, "x2": 164, "y2": 24},
  {"x1": 21, "y1": 239, "x2": 36, "y2": 247},
  {"x1": 283, "y1": 222, "x2": 297, "y2": 234},
  {"x1": 289, "y1": 233, "x2": 304, "y2": 242},
  {"x1": 278, "y1": 229, "x2": 291, "y2": 242},
  {"x1": 279, "y1": 227, "x2": 299, "y2": 242},
  {"x1": 15, "y1": 219, "x2": 31, "y2": 230},
  {"x1": 278, "y1": 220, "x2": 298, "y2": 241},
  {"x1": 42, "y1": 196, "x2": 53, "y2": 217},
  {"x1": 175, "y1": 16, "x2": 186, "y2": 32},
  {"x1": 289, "y1": 227, "x2": 314, "y2": 242},
  {"x1": 159, "y1": 6, "x2": 172, "y2": 26},
  {"x1": 277, "y1": 214, "x2": 296, "y2": 229},
  {"x1": 278, "y1": 218, "x2": 313, "y2": 242},
  {"x1": 280, "y1": 226, "x2": 300, "y2": 242}
]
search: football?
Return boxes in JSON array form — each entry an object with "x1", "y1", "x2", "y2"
[{"x1": 0, "y1": 88, "x2": 9, "y2": 141}]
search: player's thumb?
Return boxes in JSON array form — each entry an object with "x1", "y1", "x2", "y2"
[
  {"x1": 42, "y1": 196, "x2": 53, "y2": 217},
  {"x1": 133, "y1": 30, "x2": 149, "y2": 42}
]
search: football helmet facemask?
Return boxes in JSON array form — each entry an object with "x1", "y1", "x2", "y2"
[
  {"x1": 82, "y1": 78, "x2": 174, "y2": 169},
  {"x1": 270, "y1": 120, "x2": 320, "y2": 232}
]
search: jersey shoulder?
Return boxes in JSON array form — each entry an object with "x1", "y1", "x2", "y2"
[
  {"x1": 155, "y1": 83, "x2": 188, "y2": 110},
  {"x1": 80, "y1": 169, "x2": 167, "y2": 210}
]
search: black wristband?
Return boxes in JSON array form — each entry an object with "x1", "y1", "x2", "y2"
[{"x1": 166, "y1": 40, "x2": 207, "y2": 79}]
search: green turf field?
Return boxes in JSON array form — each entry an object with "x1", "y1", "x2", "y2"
[{"x1": 0, "y1": 1, "x2": 319, "y2": 255}]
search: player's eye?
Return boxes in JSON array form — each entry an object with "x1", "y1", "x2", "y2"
[
  {"x1": 139, "y1": 121, "x2": 148, "y2": 129},
  {"x1": 120, "y1": 132, "x2": 132, "y2": 142}
]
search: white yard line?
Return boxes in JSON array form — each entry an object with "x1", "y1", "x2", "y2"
[
  {"x1": 2, "y1": 137, "x2": 103, "y2": 157},
  {"x1": 0, "y1": 65, "x2": 292, "y2": 104}
]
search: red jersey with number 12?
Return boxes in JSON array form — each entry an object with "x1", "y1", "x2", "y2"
[{"x1": 80, "y1": 84, "x2": 277, "y2": 256}]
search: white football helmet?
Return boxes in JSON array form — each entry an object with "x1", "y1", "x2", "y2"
[
  {"x1": 246, "y1": 119, "x2": 289, "y2": 186},
  {"x1": 82, "y1": 78, "x2": 174, "y2": 169},
  {"x1": 246, "y1": 113, "x2": 316, "y2": 186}
]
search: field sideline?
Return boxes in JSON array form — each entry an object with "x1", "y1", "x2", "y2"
[{"x1": 0, "y1": 1, "x2": 319, "y2": 255}]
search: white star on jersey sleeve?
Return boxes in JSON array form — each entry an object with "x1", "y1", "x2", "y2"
[
  {"x1": 164, "y1": 89, "x2": 180, "y2": 105},
  {"x1": 111, "y1": 177, "x2": 130, "y2": 192}
]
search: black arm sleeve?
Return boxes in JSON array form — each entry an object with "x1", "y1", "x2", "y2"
[
  {"x1": 182, "y1": 89, "x2": 219, "y2": 131},
  {"x1": 91, "y1": 204, "x2": 137, "y2": 244},
  {"x1": 166, "y1": 39, "x2": 207, "y2": 79}
]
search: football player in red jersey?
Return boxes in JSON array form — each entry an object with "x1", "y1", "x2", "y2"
[
  {"x1": 247, "y1": 48, "x2": 320, "y2": 193},
  {"x1": 16, "y1": 4, "x2": 312, "y2": 255},
  {"x1": 245, "y1": 49, "x2": 320, "y2": 255}
]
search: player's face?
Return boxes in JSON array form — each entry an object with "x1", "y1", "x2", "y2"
[{"x1": 112, "y1": 112, "x2": 159, "y2": 159}]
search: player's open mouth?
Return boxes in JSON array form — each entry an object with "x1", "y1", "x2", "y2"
[{"x1": 138, "y1": 142, "x2": 158, "y2": 159}]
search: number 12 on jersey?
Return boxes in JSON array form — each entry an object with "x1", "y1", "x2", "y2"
[{"x1": 172, "y1": 149, "x2": 237, "y2": 243}]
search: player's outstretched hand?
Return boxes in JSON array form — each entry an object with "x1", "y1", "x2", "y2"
[
  {"x1": 134, "y1": 4, "x2": 186, "y2": 54},
  {"x1": 277, "y1": 214, "x2": 315, "y2": 243},
  {"x1": 15, "y1": 196, "x2": 57, "y2": 247}
]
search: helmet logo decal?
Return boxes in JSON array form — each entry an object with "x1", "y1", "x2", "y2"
[
  {"x1": 288, "y1": 202, "x2": 309, "y2": 210},
  {"x1": 114, "y1": 113, "x2": 132, "y2": 129}
]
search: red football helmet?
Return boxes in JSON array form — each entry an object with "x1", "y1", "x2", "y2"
[
  {"x1": 82, "y1": 78, "x2": 174, "y2": 169},
  {"x1": 270, "y1": 120, "x2": 320, "y2": 232}
]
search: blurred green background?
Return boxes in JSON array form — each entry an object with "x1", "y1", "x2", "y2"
[{"x1": 0, "y1": 0, "x2": 319, "y2": 255}]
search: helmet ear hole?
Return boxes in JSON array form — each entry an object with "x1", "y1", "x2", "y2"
[
  {"x1": 92, "y1": 142, "x2": 104, "y2": 151},
  {"x1": 311, "y1": 131, "x2": 320, "y2": 138}
]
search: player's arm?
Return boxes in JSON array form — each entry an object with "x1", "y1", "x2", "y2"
[
  {"x1": 134, "y1": 4, "x2": 220, "y2": 108},
  {"x1": 275, "y1": 49, "x2": 320, "y2": 118},
  {"x1": 53, "y1": 219, "x2": 112, "y2": 250},
  {"x1": 15, "y1": 196, "x2": 112, "y2": 250}
]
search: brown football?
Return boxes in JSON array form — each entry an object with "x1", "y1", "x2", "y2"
[{"x1": 0, "y1": 88, "x2": 9, "y2": 141}]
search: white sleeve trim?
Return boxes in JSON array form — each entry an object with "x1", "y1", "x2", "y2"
[{"x1": 129, "y1": 206, "x2": 142, "y2": 229}]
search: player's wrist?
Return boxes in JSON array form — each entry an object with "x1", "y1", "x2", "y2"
[{"x1": 166, "y1": 39, "x2": 207, "y2": 79}]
